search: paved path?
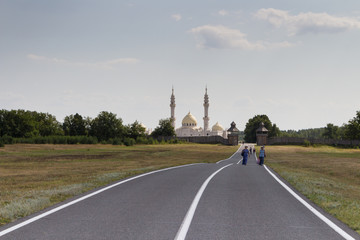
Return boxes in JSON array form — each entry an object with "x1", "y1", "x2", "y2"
[{"x1": 1, "y1": 145, "x2": 359, "y2": 240}]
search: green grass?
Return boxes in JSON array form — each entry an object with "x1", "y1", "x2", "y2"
[
  {"x1": 2, "y1": 143, "x2": 359, "y2": 235},
  {"x1": 264, "y1": 145, "x2": 360, "y2": 234},
  {"x1": 0, "y1": 143, "x2": 237, "y2": 226}
]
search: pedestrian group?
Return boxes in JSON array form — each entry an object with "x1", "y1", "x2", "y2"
[{"x1": 241, "y1": 145, "x2": 266, "y2": 166}]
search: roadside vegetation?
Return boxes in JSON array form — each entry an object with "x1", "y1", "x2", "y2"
[
  {"x1": 0, "y1": 144, "x2": 238, "y2": 226},
  {"x1": 0, "y1": 110, "x2": 177, "y2": 147},
  {"x1": 264, "y1": 145, "x2": 360, "y2": 234}
]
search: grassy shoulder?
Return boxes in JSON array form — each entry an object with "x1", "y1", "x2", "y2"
[
  {"x1": 0, "y1": 143, "x2": 238, "y2": 226},
  {"x1": 264, "y1": 145, "x2": 360, "y2": 234}
]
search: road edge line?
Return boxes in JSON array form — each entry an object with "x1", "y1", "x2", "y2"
[
  {"x1": 217, "y1": 144, "x2": 242, "y2": 164},
  {"x1": 174, "y1": 163, "x2": 233, "y2": 240},
  {"x1": 264, "y1": 165, "x2": 355, "y2": 240},
  {"x1": 0, "y1": 163, "x2": 204, "y2": 237}
]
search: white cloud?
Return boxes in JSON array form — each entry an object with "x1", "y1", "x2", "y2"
[
  {"x1": 218, "y1": 10, "x2": 228, "y2": 16},
  {"x1": 189, "y1": 25, "x2": 294, "y2": 50},
  {"x1": 27, "y1": 54, "x2": 139, "y2": 69},
  {"x1": 255, "y1": 8, "x2": 360, "y2": 36},
  {"x1": 171, "y1": 14, "x2": 182, "y2": 21}
]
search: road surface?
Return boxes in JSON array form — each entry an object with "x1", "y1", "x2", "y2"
[{"x1": 1, "y1": 145, "x2": 359, "y2": 240}]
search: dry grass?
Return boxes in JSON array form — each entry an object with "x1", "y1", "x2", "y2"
[
  {"x1": 264, "y1": 145, "x2": 360, "y2": 234},
  {"x1": 0, "y1": 143, "x2": 237, "y2": 226}
]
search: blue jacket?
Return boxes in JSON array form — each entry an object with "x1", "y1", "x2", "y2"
[
  {"x1": 242, "y1": 149, "x2": 249, "y2": 158},
  {"x1": 259, "y1": 149, "x2": 265, "y2": 158}
]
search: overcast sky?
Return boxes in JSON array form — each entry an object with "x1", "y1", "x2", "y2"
[{"x1": 1, "y1": 0, "x2": 360, "y2": 131}]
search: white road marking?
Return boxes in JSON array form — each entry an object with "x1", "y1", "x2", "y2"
[
  {"x1": 174, "y1": 163, "x2": 233, "y2": 240},
  {"x1": 0, "y1": 163, "x2": 204, "y2": 238},
  {"x1": 264, "y1": 165, "x2": 355, "y2": 240},
  {"x1": 236, "y1": 158, "x2": 243, "y2": 164},
  {"x1": 216, "y1": 144, "x2": 242, "y2": 164}
]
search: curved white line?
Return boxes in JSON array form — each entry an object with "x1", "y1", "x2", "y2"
[
  {"x1": 174, "y1": 163, "x2": 233, "y2": 240},
  {"x1": 0, "y1": 163, "x2": 204, "y2": 237},
  {"x1": 216, "y1": 144, "x2": 243, "y2": 164},
  {"x1": 264, "y1": 165, "x2": 355, "y2": 240}
]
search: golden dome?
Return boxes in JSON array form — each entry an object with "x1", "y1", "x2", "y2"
[
  {"x1": 212, "y1": 122, "x2": 224, "y2": 131},
  {"x1": 182, "y1": 112, "x2": 197, "y2": 127}
]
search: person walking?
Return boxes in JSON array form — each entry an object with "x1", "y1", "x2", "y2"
[
  {"x1": 241, "y1": 145, "x2": 250, "y2": 165},
  {"x1": 259, "y1": 146, "x2": 266, "y2": 166}
]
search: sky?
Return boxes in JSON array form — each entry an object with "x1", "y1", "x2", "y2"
[{"x1": 1, "y1": 0, "x2": 360, "y2": 131}]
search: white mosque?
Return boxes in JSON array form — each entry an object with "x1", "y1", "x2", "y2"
[{"x1": 170, "y1": 88, "x2": 228, "y2": 138}]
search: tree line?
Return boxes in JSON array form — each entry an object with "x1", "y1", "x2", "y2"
[
  {"x1": 243, "y1": 110, "x2": 360, "y2": 142},
  {"x1": 2, "y1": 109, "x2": 360, "y2": 146},
  {"x1": 0, "y1": 110, "x2": 176, "y2": 146}
]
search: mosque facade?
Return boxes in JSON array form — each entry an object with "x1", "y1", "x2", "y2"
[{"x1": 170, "y1": 88, "x2": 228, "y2": 138}]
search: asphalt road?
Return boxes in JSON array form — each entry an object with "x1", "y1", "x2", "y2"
[{"x1": 1, "y1": 145, "x2": 359, "y2": 240}]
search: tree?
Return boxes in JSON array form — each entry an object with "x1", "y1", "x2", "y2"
[
  {"x1": 0, "y1": 110, "x2": 37, "y2": 138},
  {"x1": 89, "y1": 111, "x2": 125, "y2": 142},
  {"x1": 343, "y1": 111, "x2": 360, "y2": 140},
  {"x1": 269, "y1": 123, "x2": 280, "y2": 138},
  {"x1": 63, "y1": 113, "x2": 87, "y2": 136},
  {"x1": 34, "y1": 112, "x2": 63, "y2": 136},
  {"x1": 244, "y1": 115, "x2": 280, "y2": 143},
  {"x1": 280, "y1": 128, "x2": 325, "y2": 139},
  {"x1": 0, "y1": 109, "x2": 63, "y2": 137},
  {"x1": 322, "y1": 123, "x2": 339, "y2": 139},
  {"x1": 127, "y1": 121, "x2": 146, "y2": 139},
  {"x1": 151, "y1": 119, "x2": 175, "y2": 138}
]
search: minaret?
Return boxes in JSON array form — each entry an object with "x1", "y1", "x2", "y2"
[
  {"x1": 203, "y1": 87, "x2": 210, "y2": 132},
  {"x1": 170, "y1": 87, "x2": 176, "y2": 128}
]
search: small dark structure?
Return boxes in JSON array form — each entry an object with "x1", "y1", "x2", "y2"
[
  {"x1": 256, "y1": 122, "x2": 268, "y2": 145},
  {"x1": 227, "y1": 121, "x2": 240, "y2": 146}
]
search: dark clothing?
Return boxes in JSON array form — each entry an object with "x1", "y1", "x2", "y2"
[
  {"x1": 259, "y1": 156, "x2": 264, "y2": 165},
  {"x1": 242, "y1": 149, "x2": 249, "y2": 165}
]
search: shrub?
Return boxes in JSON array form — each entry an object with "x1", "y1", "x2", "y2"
[
  {"x1": 8, "y1": 136, "x2": 98, "y2": 145},
  {"x1": 0, "y1": 135, "x2": 13, "y2": 144},
  {"x1": 123, "y1": 138, "x2": 135, "y2": 146},
  {"x1": 112, "y1": 138, "x2": 123, "y2": 145},
  {"x1": 136, "y1": 136, "x2": 149, "y2": 144},
  {"x1": 146, "y1": 137, "x2": 156, "y2": 144},
  {"x1": 81, "y1": 136, "x2": 98, "y2": 144},
  {"x1": 303, "y1": 140, "x2": 311, "y2": 147}
]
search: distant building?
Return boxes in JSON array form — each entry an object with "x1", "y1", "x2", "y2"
[
  {"x1": 140, "y1": 123, "x2": 152, "y2": 135},
  {"x1": 171, "y1": 87, "x2": 227, "y2": 138},
  {"x1": 227, "y1": 121, "x2": 240, "y2": 145},
  {"x1": 256, "y1": 122, "x2": 268, "y2": 145}
]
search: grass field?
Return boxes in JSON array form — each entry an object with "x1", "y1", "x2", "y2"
[
  {"x1": 264, "y1": 145, "x2": 360, "y2": 234},
  {"x1": 0, "y1": 143, "x2": 238, "y2": 226},
  {"x1": 1, "y1": 144, "x2": 360, "y2": 235}
]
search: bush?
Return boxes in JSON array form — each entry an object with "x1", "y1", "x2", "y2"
[
  {"x1": 9, "y1": 136, "x2": 98, "y2": 145},
  {"x1": 0, "y1": 135, "x2": 13, "y2": 144},
  {"x1": 112, "y1": 138, "x2": 123, "y2": 145},
  {"x1": 147, "y1": 138, "x2": 158, "y2": 144},
  {"x1": 81, "y1": 136, "x2": 98, "y2": 144},
  {"x1": 0, "y1": 140, "x2": 4, "y2": 147},
  {"x1": 123, "y1": 138, "x2": 135, "y2": 146},
  {"x1": 136, "y1": 136, "x2": 149, "y2": 144},
  {"x1": 303, "y1": 139, "x2": 311, "y2": 147}
]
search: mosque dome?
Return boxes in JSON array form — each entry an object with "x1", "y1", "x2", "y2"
[
  {"x1": 182, "y1": 112, "x2": 197, "y2": 127},
  {"x1": 212, "y1": 122, "x2": 224, "y2": 132}
]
